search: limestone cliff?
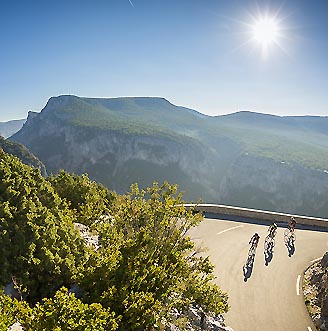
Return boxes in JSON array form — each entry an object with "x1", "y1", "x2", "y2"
[{"x1": 12, "y1": 102, "x2": 217, "y2": 201}]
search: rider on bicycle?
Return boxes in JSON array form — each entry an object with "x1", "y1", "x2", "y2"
[
  {"x1": 289, "y1": 217, "x2": 296, "y2": 231},
  {"x1": 249, "y1": 233, "x2": 260, "y2": 247},
  {"x1": 268, "y1": 222, "x2": 277, "y2": 237}
]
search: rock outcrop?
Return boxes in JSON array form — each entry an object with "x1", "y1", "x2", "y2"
[{"x1": 303, "y1": 252, "x2": 328, "y2": 330}]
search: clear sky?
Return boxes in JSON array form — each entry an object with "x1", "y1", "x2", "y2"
[{"x1": 1, "y1": 0, "x2": 328, "y2": 121}]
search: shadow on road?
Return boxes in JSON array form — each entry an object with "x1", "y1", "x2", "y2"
[
  {"x1": 243, "y1": 247, "x2": 256, "y2": 282},
  {"x1": 285, "y1": 236, "x2": 296, "y2": 257},
  {"x1": 264, "y1": 235, "x2": 275, "y2": 266}
]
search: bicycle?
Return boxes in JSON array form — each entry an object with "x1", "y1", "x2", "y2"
[
  {"x1": 284, "y1": 226, "x2": 296, "y2": 244},
  {"x1": 248, "y1": 237, "x2": 259, "y2": 256},
  {"x1": 264, "y1": 234, "x2": 275, "y2": 252}
]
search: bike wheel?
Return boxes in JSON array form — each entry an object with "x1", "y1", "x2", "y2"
[
  {"x1": 264, "y1": 235, "x2": 272, "y2": 250},
  {"x1": 249, "y1": 245, "x2": 256, "y2": 256},
  {"x1": 290, "y1": 232, "x2": 296, "y2": 242}
]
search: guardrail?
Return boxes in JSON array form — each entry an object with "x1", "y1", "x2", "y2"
[{"x1": 184, "y1": 204, "x2": 328, "y2": 228}]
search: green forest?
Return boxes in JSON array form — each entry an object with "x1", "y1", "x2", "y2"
[{"x1": 0, "y1": 149, "x2": 228, "y2": 331}]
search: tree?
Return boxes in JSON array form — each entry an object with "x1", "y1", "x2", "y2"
[
  {"x1": 0, "y1": 290, "x2": 32, "y2": 331},
  {"x1": 18, "y1": 288, "x2": 118, "y2": 331},
  {"x1": 0, "y1": 289, "x2": 118, "y2": 331},
  {"x1": 78, "y1": 182, "x2": 229, "y2": 330},
  {"x1": 0, "y1": 150, "x2": 86, "y2": 304},
  {"x1": 0, "y1": 150, "x2": 228, "y2": 330},
  {"x1": 48, "y1": 170, "x2": 116, "y2": 226}
]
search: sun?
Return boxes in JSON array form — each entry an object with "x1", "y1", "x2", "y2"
[
  {"x1": 245, "y1": 12, "x2": 285, "y2": 58},
  {"x1": 252, "y1": 17, "x2": 280, "y2": 45}
]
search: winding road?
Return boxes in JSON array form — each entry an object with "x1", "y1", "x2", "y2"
[{"x1": 190, "y1": 215, "x2": 328, "y2": 331}]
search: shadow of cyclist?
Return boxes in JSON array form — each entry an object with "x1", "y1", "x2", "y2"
[
  {"x1": 264, "y1": 246, "x2": 274, "y2": 266},
  {"x1": 285, "y1": 237, "x2": 295, "y2": 257},
  {"x1": 264, "y1": 237, "x2": 275, "y2": 266},
  {"x1": 243, "y1": 251, "x2": 255, "y2": 282}
]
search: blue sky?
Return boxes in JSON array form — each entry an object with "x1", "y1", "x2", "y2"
[{"x1": 1, "y1": 0, "x2": 327, "y2": 121}]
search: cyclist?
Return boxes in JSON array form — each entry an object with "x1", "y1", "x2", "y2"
[
  {"x1": 268, "y1": 222, "x2": 277, "y2": 237},
  {"x1": 249, "y1": 233, "x2": 260, "y2": 247},
  {"x1": 289, "y1": 217, "x2": 296, "y2": 232}
]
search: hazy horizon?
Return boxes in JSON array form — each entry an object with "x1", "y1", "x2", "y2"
[
  {"x1": 2, "y1": 93, "x2": 328, "y2": 123},
  {"x1": 1, "y1": 0, "x2": 328, "y2": 121}
]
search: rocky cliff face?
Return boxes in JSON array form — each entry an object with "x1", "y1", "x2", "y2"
[{"x1": 12, "y1": 107, "x2": 217, "y2": 200}]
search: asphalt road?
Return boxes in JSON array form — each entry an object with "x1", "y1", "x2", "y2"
[{"x1": 189, "y1": 216, "x2": 328, "y2": 331}]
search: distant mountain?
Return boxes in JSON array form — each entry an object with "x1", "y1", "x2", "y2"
[
  {"x1": 0, "y1": 119, "x2": 25, "y2": 138},
  {"x1": 0, "y1": 136, "x2": 47, "y2": 176},
  {"x1": 10, "y1": 95, "x2": 328, "y2": 218}
]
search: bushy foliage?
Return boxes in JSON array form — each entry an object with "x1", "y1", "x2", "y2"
[
  {"x1": 0, "y1": 291, "x2": 32, "y2": 331},
  {"x1": 78, "y1": 182, "x2": 229, "y2": 330},
  {"x1": 18, "y1": 288, "x2": 118, "y2": 331},
  {"x1": 48, "y1": 170, "x2": 116, "y2": 226},
  {"x1": 0, "y1": 151, "x2": 228, "y2": 330},
  {"x1": 0, "y1": 289, "x2": 118, "y2": 331},
  {"x1": 0, "y1": 291, "x2": 20, "y2": 331},
  {"x1": 0, "y1": 150, "x2": 86, "y2": 304}
]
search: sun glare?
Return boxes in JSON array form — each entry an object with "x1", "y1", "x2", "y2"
[
  {"x1": 237, "y1": 7, "x2": 289, "y2": 59},
  {"x1": 252, "y1": 17, "x2": 279, "y2": 45}
]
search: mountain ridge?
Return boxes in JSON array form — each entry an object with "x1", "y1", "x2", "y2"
[
  {"x1": 0, "y1": 119, "x2": 26, "y2": 138},
  {"x1": 10, "y1": 95, "x2": 328, "y2": 218}
]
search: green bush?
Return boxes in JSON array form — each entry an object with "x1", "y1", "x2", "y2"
[
  {"x1": 0, "y1": 150, "x2": 228, "y2": 330},
  {"x1": 0, "y1": 150, "x2": 86, "y2": 304},
  {"x1": 19, "y1": 288, "x2": 118, "y2": 331},
  {"x1": 48, "y1": 170, "x2": 116, "y2": 226},
  {"x1": 78, "y1": 182, "x2": 229, "y2": 330}
]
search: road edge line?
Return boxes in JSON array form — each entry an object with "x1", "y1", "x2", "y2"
[
  {"x1": 296, "y1": 275, "x2": 301, "y2": 296},
  {"x1": 217, "y1": 225, "x2": 244, "y2": 235}
]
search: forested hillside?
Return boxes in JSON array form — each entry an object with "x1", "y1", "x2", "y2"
[{"x1": 0, "y1": 150, "x2": 228, "y2": 330}]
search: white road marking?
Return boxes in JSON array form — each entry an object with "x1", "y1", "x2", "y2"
[
  {"x1": 311, "y1": 257, "x2": 322, "y2": 263},
  {"x1": 217, "y1": 225, "x2": 244, "y2": 235},
  {"x1": 308, "y1": 327, "x2": 312, "y2": 331},
  {"x1": 296, "y1": 275, "x2": 301, "y2": 296}
]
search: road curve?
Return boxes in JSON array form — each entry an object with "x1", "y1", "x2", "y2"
[{"x1": 189, "y1": 216, "x2": 328, "y2": 331}]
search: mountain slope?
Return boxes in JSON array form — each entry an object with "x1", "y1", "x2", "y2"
[
  {"x1": 0, "y1": 136, "x2": 47, "y2": 176},
  {"x1": 10, "y1": 95, "x2": 328, "y2": 217},
  {"x1": 0, "y1": 119, "x2": 25, "y2": 138},
  {"x1": 11, "y1": 96, "x2": 216, "y2": 200}
]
